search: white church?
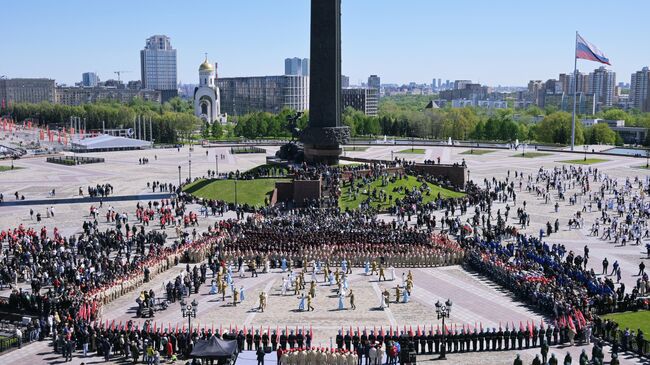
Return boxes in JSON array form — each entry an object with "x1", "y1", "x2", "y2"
[{"x1": 194, "y1": 55, "x2": 227, "y2": 124}]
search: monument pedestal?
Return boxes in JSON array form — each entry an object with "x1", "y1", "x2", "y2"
[{"x1": 301, "y1": 126, "x2": 350, "y2": 165}]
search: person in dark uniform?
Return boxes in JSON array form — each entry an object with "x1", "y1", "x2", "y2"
[
  {"x1": 247, "y1": 330, "x2": 254, "y2": 351},
  {"x1": 452, "y1": 330, "x2": 459, "y2": 353},
  {"x1": 503, "y1": 327, "x2": 510, "y2": 350},
  {"x1": 545, "y1": 327, "x2": 552, "y2": 347},
  {"x1": 262, "y1": 331, "x2": 269, "y2": 350},
  {"x1": 470, "y1": 329, "x2": 478, "y2": 352},
  {"x1": 478, "y1": 329, "x2": 485, "y2": 351},
  {"x1": 377, "y1": 331, "x2": 384, "y2": 348},
  {"x1": 484, "y1": 329, "x2": 491, "y2": 351},
  {"x1": 433, "y1": 330, "x2": 441, "y2": 354},
  {"x1": 271, "y1": 330, "x2": 278, "y2": 350},
  {"x1": 552, "y1": 326, "x2": 559, "y2": 345},
  {"x1": 369, "y1": 330, "x2": 376, "y2": 345},
  {"x1": 458, "y1": 330, "x2": 465, "y2": 352},
  {"x1": 538, "y1": 327, "x2": 545, "y2": 349},
  {"x1": 427, "y1": 330, "x2": 434, "y2": 354},
  {"x1": 531, "y1": 326, "x2": 539, "y2": 347},
  {"x1": 361, "y1": 330, "x2": 368, "y2": 345},
  {"x1": 288, "y1": 330, "x2": 296, "y2": 349},
  {"x1": 279, "y1": 330, "x2": 287, "y2": 349},
  {"x1": 492, "y1": 328, "x2": 503, "y2": 351},
  {"x1": 524, "y1": 328, "x2": 530, "y2": 348},
  {"x1": 541, "y1": 340, "x2": 549, "y2": 364},
  {"x1": 413, "y1": 331, "x2": 420, "y2": 354},
  {"x1": 306, "y1": 330, "x2": 312, "y2": 348},
  {"x1": 511, "y1": 329, "x2": 517, "y2": 350},
  {"x1": 336, "y1": 330, "x2": 344, "y2": 350},
  {"x1": 344, "y1": 331, "x2": 352, "y2": 350},
  {"x1": 517, "y1": 329, "x2": 524, "y2": 350},
  {"x1": 254, "y1": 330, "x2": 262, "y2": 350},
  {"x1": 237, "y1": 330, "x2": 245, "y2": 352},
  {"x1": 296, "y1": 330, "x2": 304, "y2": 348},
  {"x1": 353, "y1": 331, "x2": 360, "y2": 350}
]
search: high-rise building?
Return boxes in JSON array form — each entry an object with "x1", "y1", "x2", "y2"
[
  {"x1": 454, "y1": 80, "x2": 472, "y2": 90},
  {"x1": 431, "y1": 78, "x2": 437, "y2": 89},
  {"x1": 527, "y1": 80, "x2": 544, "y2": 106},
  {"x1": 438, "y1": 78, "x2": 443, "y2": 89},
  {"x1": 631, "y1": 67, "x2": 650, "y2": 112},
  {"x1": 284, "y1": 57, "x2": 310, "y2": 76},
  {"x1": 82, "y1": 72, "x2": 99, "y2": 87},
  {"x1": 0, "y1": 78, "x2": 55, "y2": 104},
  {"x1": 341, "y1": 87, "x2": 378, "y2": 116},
  {"x1": 55, "y1": 87, "x2": 161, "y2": 106},
  {"x1": 367, "y1": 75, "x2": 380, "y2": 97},
  {"x1": 140, "y1": 35, "x2": 177, "y2": 102},
  {"x1": 559, "y1": 71, "x2": 590, "y2": 95},
  {"x1": 341, "y1": 75, "x2": 350, "y2": 88},
  {"x1": 217, "y1": 75, "x2": 309, "y2": 115},
  {"x1": 588, "y1": 66, "x2": 616, "y2": 110}
]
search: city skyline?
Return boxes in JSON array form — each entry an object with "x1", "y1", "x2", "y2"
[{"x1": 1, "y1": 0, "x2": 650, "y2": 86}]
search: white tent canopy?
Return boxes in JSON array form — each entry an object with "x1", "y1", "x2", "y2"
[{"x1": 70, "y1": 134, "x2": 152, "y2": 152}]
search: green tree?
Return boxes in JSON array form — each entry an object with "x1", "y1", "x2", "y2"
[
  {"x1": 535, "y1": 111, "x2": 584, "y2": 145},
  {"x1": 589, "y1": 123, "x2": 616, "y2": 145}
]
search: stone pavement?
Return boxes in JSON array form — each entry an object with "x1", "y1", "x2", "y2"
[{"x1": 1, "y1": 137, "x2": 650, "y2": 364}]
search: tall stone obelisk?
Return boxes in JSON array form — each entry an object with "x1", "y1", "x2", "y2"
[{"x1": 301, "y1": 0, "x2": 350, "y2": 165}]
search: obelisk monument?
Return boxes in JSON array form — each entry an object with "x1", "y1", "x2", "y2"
[{"x1": 301, "y1": 0, "x2": 350, "y2": 165}]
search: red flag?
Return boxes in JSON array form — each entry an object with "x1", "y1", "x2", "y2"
[
  {"x1": 480, "y1": 322, "x2": 483, "y2": 332},
  {"x1": 568, "y1": 316, "x2": 576, "y2": 331},
  {"x1": 389, "y1": 326, "x2": 392, "y2": 336},
  {"x1": 540, "y1": 320, "x2": 545, "y2": 330},
  {"x1": 528, "y1": 321, "x2": 533, "y2": 337},
  {"x1": 409, "y1": 325, "x2": 413, "y2": 336},
  {"x1": 310, "y1": 325, "x2": 313, "y2": 338}
]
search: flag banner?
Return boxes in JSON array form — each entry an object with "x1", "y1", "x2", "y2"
[{"x1": 576, "y1": 33, "x2": 610, "y2": 65}]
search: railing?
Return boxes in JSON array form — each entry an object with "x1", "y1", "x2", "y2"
[
  {"x1": 0, "y1": 335, "x2": 20, "y2": 353},
  {"x1": 46, "y1": 156, "x2": 105, "y2": 165}
]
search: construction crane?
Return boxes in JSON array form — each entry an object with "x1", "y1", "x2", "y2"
[{"x1": 114, "y1": 70, "x2": 130, "y2": 82}]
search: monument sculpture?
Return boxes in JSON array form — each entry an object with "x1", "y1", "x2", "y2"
[{"x1": 300, "y1": 0, "x2": 350, "y2": 164}]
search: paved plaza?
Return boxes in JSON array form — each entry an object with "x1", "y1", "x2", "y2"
[{"x1": 1, "y1": 139, "x2": 649, "y2": 364}]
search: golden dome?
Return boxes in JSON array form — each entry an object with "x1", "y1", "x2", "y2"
[{"x1": 199, "y1": 58, "x2": 214, "y2": 72}]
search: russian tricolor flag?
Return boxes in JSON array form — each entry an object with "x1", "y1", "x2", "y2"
[{"x1": 576, "y1": 33, "x2": 610, "y2": 65}]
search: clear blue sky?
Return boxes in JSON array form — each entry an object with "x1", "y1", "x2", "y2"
[{"x1": 2, "y1": 0, "x2": 649, "y2": 86}]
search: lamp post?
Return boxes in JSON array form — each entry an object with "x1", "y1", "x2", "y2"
[
  {"x1": 234, "y1": 177, "x2": 238, "y2": 206},
  {"x1": 391, "y1": 150, "x2": 394, "y2": 161},
  {"x1": 521, "y1": 142, "x2": 526, "y2": 157},
  {"x1": 646, "y1": 149, "x2": 649, "y2": 168},
  {"x1": 189, "y1": 151, "x2": 192, "y2": 181},
  {"x1": 180, "y1": 298, "x2": 198, "y2": 333},
  {"x1": 178, "y1": 165, "x2": 181, "y2": 186},
  {"x1": 435, "y1": 299, "x2": 452, "y2": 360},
  {"x1": 215, "y1": 154, "x2": 219, "y2": 177},
  {"x1": 583, "y1": 145, "x2": 589, "y2": 161}
]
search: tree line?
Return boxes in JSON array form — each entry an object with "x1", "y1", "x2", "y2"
[{"x1": 2, "y1": 97, "x2": 201, "y2": 144}]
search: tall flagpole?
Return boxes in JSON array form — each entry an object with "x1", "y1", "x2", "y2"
[{"x1": 571, "y1": 31, "x2": 578, "y2": 151}]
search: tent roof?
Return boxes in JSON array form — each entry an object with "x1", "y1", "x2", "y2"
[
  {"x1": 71, "y1": 134, "x2": 152, "y2": 149},
  {"x1": 190, "y1": 336, "x2": 238, "y2": 359}
]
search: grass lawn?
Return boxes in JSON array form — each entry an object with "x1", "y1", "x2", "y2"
[
  {"x1": 397, "y1": 148, "x2": 426, "y2": 154},
  {"x1": 460, "y1": 149, "x2": 496, "y2": 155},
  {"x1": 183, "y1": 178, "x2": 288, "y2": 206},
  {"x1": 343, "y1": 146, "x2": 369, "y2": 152},
  {"x1": 560, "y1": 158, "x2": 609, "y2": 165},
  {"x1": 634, "y1": 165, "x2": 650, "y2": 169},
  {"x1": 244, "y1": 163, "x2": 289, "y2": 176},
  {"x1": 603, "y1": 311, "x2": 650, "y2": 335},
  {"x1": 339, "y1": 175, "x2": 465, "y2": 211},
  {"x1": 0, "y1": 165, "x2": 21, "y2": 172},
  {"x1": 512, "y1": 152, "x2": 552, "y2": 158}
]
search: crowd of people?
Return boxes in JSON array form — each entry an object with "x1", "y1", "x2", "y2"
[{"x1": 0, "y1": 156, "x2": 649, "y2": 364}]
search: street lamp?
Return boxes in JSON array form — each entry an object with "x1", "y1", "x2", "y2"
[
  {"x1": 189, "y1": 151, "x2": 192, "y2": 181},
  {"x1": 435, "y1": 299, "x2": 452, "y2": 360},
  {"x1": 583, "y1": 145, "x2": 589, "y2": 161},
  {"x1": 521, "y1": 142, "x2": 526, "y2": 157},
  {"x1": 178, "y1": 165, "x2": 181, "y2": 186},
  {"x1": 180, "y1": 298, "x2": 198, "y2": 333},
  {"x1": 215, "y1": 154, "x2": 219, "y2": 177},
  {"x1": 646, "y1": 149, "x2": 649, "y2": 168},
  {"x1": 234, "y1": 177, "x2": 238, "y2": 206},
  {"x1": 391, "y1": 150, "x2": 394, "y2": 161}
]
